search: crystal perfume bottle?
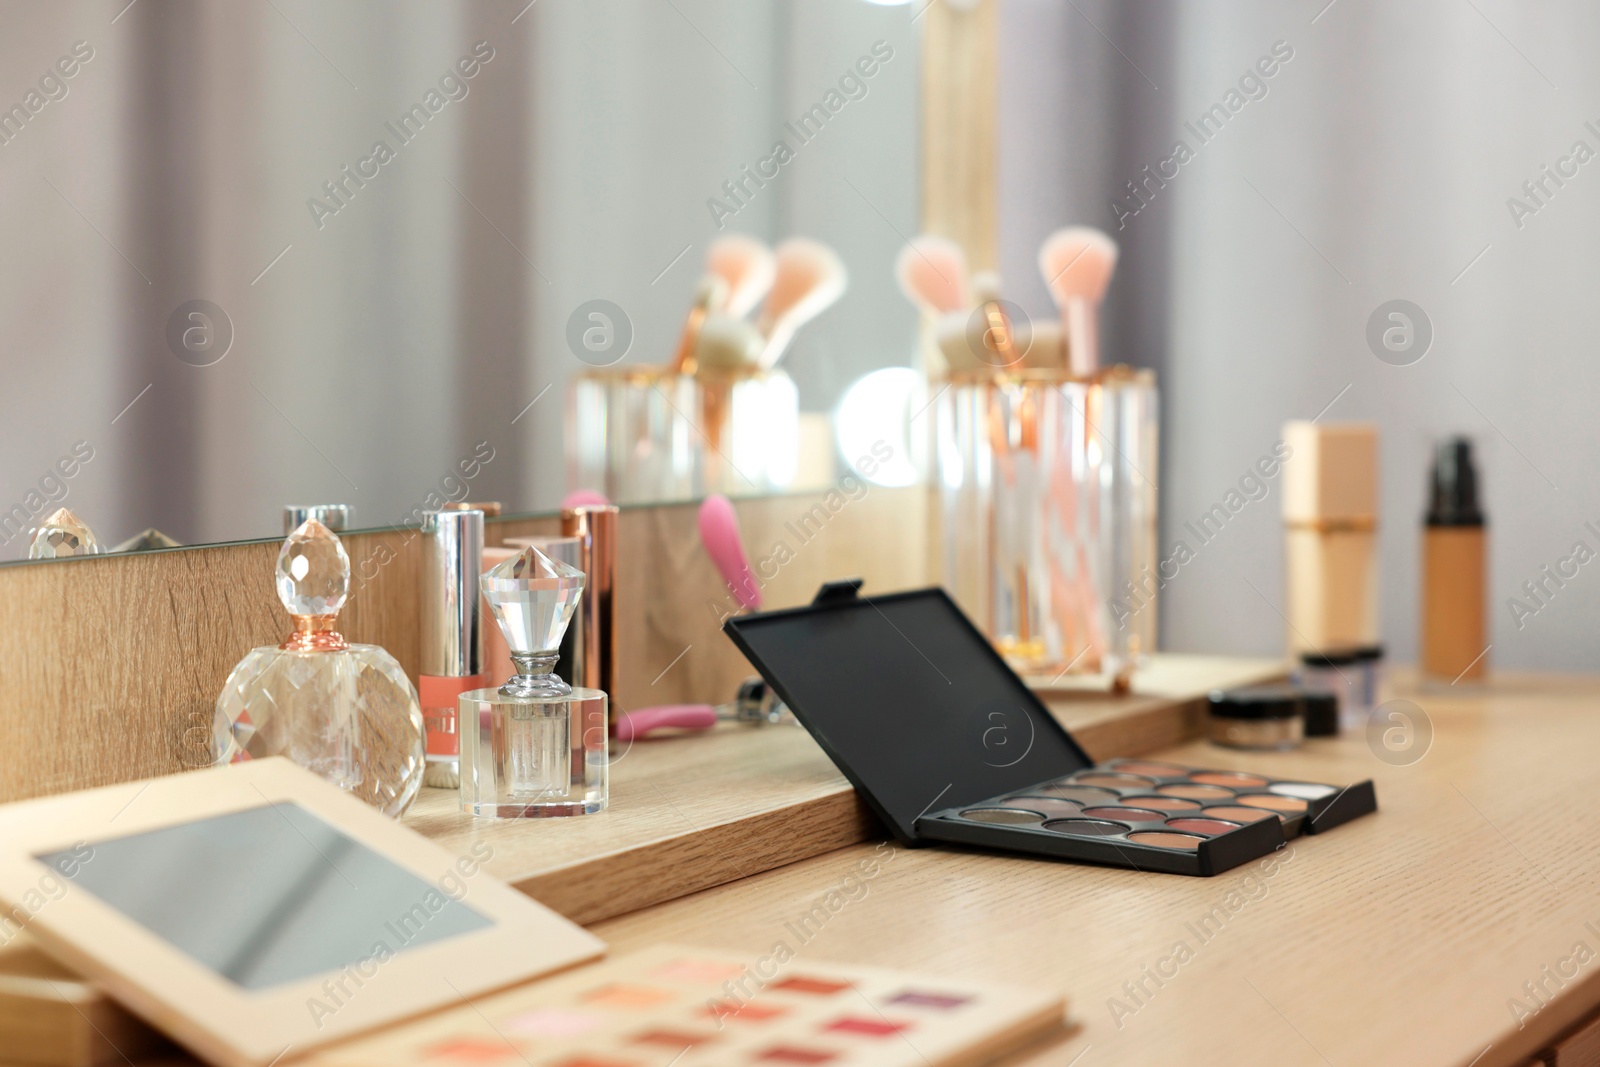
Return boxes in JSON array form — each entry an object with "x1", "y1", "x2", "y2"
[
  {"x1": 213, "y1": 520, "x2": 426, "y2": 817},
  {"x1": 459, "y1": 545, "x2": 609, "y2": 817},
  {"x1": 29, "y1": 507, "x2": 101, "y2": 559}
]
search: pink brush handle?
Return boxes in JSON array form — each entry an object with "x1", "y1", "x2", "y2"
[
  {"x1": 614, "y1": 704, "x2": 718, "y2": 741},
  {"x1": 562, "y1": 489, "x2": 611, "y2": 510},
  {"x1": 699, "y1": 494, "x2": 761, "y2": 610}
]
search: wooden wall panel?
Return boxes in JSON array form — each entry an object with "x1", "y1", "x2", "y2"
[
  {"x1": 921, "y1": 0, "x2": 998, "y2": 271},
  {"x1": 0, "y1": 487, "x2": 928, "y2": 804}
]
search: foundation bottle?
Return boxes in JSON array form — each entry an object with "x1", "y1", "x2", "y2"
[
  {"x1": 1282, "y1": 421, "x2": 1379, "y2": 655},
  {"x1": 1422, "y1": 437, "x2": 1487, "y2": 682}
]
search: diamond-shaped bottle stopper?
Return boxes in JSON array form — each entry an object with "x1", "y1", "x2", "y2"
[
  {"x1": 482, "y1": 545, "x2": 585, "y2": 697},
  {"x1": 28, "y1": 507, "x2": 100, "y2": 559},
  {"x1": 277, "y1": 520, "x2": 351, "y2": 651}
]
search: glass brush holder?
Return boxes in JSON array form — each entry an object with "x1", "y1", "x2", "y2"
[
  {"x1": 1089, "y1": 366, "x2": 1160, "y2": 680},
  {"x1": 459, "y1": 545, "x2": 608, "y2": 817},
  {"x1": 566, "y1": 364, "x2": 797, "y2": 504},
  {"x1": 935, "y1": 365, "x2": 1159, "y2": 683}
]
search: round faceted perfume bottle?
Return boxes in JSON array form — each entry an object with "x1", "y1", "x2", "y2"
[
  {"x1": 213, "y1": 521, "x2": 425, "y2": 817},
  {"x1": 29, "y1": 507, "x2": 101, "y2": 559},
  {"x1": 460, "y1": 545, "x2": 609, "y2": 817}
]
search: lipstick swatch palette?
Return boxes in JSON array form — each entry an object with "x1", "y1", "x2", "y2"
[{"x1": 310, "y1": 945, "x2": 1065, "y2": 1067}]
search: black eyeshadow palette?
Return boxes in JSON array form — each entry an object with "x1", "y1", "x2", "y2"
[
  {"x1": 724, "y1": 582, "x2": 1377, "y2": 878},
  {"x1": 919, "y1": 759, "x2": 1376, "y2": 877}
]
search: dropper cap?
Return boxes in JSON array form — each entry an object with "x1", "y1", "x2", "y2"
[{"x1": 1426, "y1": 437, "x2": 1484, "y2": 526}]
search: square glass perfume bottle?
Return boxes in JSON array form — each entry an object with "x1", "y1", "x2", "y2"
[{"x1": 459, "y1": 546, "x2": 608, "y2": 817}]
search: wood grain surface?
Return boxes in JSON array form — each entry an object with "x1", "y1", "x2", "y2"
[
  {"x1": 590, "y1": 672, "x2": 1600, "y2": 1067},
  {"x1": 921, "y1": 0, "x2": 998, "y2": 271}
]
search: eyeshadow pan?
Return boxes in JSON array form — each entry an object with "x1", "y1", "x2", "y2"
[
  {"x1": 705, "y1": 1000, "x2": 790, "y2": 1023},
  {"x1": 1270, "y1": 782, "x2": 1338, "y2": 800},
  {"x1": 1164, "y1": 818, "x2": 1241, "y2": 836},
  {"x1": 1200, "y1": 806, "x2": 1274, "y2": 824},
  {"x1": 1238, "y1": 794, "x2": 1308, "y2": 813},
  {"x1": 1081, "y1": 806, "x2": 1165, "y2": 822},
  {"x1": 959, "y1": 807, "x2": 1043, "y2": 825},
  {"x1": 999, "y1": 796, "x2": 1082, "y2": 818},
  {"x1": 886, "y1": 990, "x2": 972, "y2": 1010},
  {"x1": 770, "y1": 976, "x2": 853, "y2": 996},
  {"x1": 424, "y1": 1038, "x2": 516, "y2": 1062},
  {"x1": 582, "y1": 984, "x2": 678, "y2": 1009},
  {"x1": 1127, "y1": 832, "x2": 1204, "y2": 851},
  {"x1": 824, "y1": 1016, "x2": 909, "y2": 1036},
  {"x1": 1121, "y1": 795, "x2": 1200, "y2": 811},
  {"x1": 1109, "y1": 760, "x2": 1189, "y2": 777},
  {"x1": 653, "y1": 958, "x2": 748, "y2": 983},
  {"x1": 633, "y1": 1028, "x2": 717, "y2": 1048},
  {"x1": 505, "y1": 1009, "x2": 602, "y2": 1037},
  {"x1": 1157, "y1": 783, "x2": 1234, "y2": 800},
  {"x1": 1070, "y1": 773, "x2": 1153, "y2": 789},
  {"x1": 757, "y1": 1047, "x2": 838, "y2": 1064},
  {"x1": 548, "y1": 1057, "x2": 634, "y2": 1067},
  {"x1": 1038, "y1": 784, "x2": 1117, "y2": 803},
  {"x1": 1040, "y1": 818, "x2": 1129, "y2": 837},
  {"x1": 1190, "y1": 771, "x2": 1268, "y2": 788}
]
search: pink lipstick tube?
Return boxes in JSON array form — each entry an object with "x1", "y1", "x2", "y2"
[{"x1": 421, "y1": 509, "x2": 485, "y2": 788}]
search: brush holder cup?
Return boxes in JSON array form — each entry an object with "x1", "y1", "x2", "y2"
[
  {"x1": 567, "y1": 366, "x2": 798, "y2": 505},
  {"x1": 935, "y1": 366, "x2": 1158, "y2": 684}
]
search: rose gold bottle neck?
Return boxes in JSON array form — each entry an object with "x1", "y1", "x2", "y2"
[{"x1": 280, "y1": 614, "x2": 349, "y2": 652}]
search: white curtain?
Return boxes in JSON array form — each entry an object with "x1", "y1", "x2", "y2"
[
  {"x1": 0, "y1": 0, "x2": 917, "y2": 556},
  {"x1": 1002, "y1": 0, "x2": 1600, "y2": 670}
]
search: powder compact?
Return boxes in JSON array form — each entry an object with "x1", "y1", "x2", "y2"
[
  {"x1": 725, "y1": 582, "x2": 1376, "y2": 877},
  {"x1": 1207, "y1": 685, "x2": 1307, "y2": 750}
]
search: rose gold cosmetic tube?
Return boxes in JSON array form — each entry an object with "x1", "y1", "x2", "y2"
[
  {"x1": 480, "y1": 546, "x2": 520, "y2": 691},
  {"x1": 562, "y1": 505, "x2": 618, "y2": 719}
]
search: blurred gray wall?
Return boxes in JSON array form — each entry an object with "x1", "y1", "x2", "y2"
[
  {"x1": 0, "y1": 0, "x2": 917, "y2": 557},
  {"x1": 1001, "y1": 0, "x2": 1600, "y2": 671}
]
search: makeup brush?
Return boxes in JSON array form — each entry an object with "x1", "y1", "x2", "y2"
[
  {"x1": 668, "y1": 275, "x2": 729, "y2": 375},
  {"x1": 969, "y1": 270, "x2": 1001, "y2": 308},
  {"x1": 1018, "y1": 320, "x2": 1066, "y2": 370},
  {"x1": 894, "y1": 235, "x2": 969, "y2": 317},
  {"x1": 561, "y1": 489, "x2": 611, "y2": 510},
  {"x1": 706, "y1": 234, "x2": 776, "y2": 318},
  {"x1": 1038, "y1": 227, "x2": 1119, "y2": 376},
  {"x1": 756, "y1": 238, "x2": 847, "y2": 370},
  {"x1": 692, "y1": 312, "x2": 765, "y2": 372},
  {"x1": 698, "y1": 494, "x2": 760, "y2": 611}
]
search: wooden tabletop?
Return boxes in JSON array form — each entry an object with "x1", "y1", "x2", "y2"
[{"x1": 589, "y1": 672, "x2": 1600, "y2": 1066}]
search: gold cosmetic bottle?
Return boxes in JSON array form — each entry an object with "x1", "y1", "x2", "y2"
[
  {"x1": 1422, "y1": 437, "x2": 1487, "y2": 682},
  {"x1": 1282, "y1": 422, "x2": 1379, "y2": 654}
]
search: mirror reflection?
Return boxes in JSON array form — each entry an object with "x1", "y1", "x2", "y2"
[{"x1": 0, "y1": 0, "x2": 920, "y2": 561}]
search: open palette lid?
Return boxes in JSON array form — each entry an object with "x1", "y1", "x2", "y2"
[
  {"x1": 0, "y1": 758, "x2": 604, "y2": 1067},
  {"x1": 724, "y1": 582, "x2": 1093, "y2": 842}
]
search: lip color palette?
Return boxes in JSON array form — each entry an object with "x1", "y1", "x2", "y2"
[
  {"x1": 308, "y1": 945, "x2": 1066, "y2": 1067},
  {"x1": 725, "y1": 583, "x2": 1376, "y2": 877}
]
